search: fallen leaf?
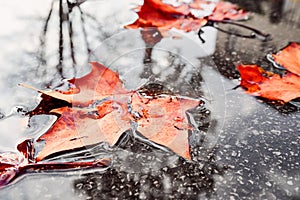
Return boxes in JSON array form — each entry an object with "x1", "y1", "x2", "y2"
[
  {"x1": 238, "y1": 43, "x2": 300, "y2": 102},
  {"x1": 1, "y1": 62, "x2": 201, "y2": 188},
  {"x1": 36, "y1": 100, "x2": 131, "y2": 161},
  {"x1": 21, "y1": 62, "x2": 129, "y2": 106},
  {"x1": 272, "y1": 42, "x2": 300, "y2": 76},
  {"x1": 23, "y1": 62, "x2": 202, "y2": 161},
  {"x1": 131, "y1": 93, "x2": 200, "y2": 159},
  {"x1": 237, "y1": 65, "x2": 300, "y2": 102},
  {"x1": 147, "y1": 0, "x2": 190, "y2": 15},
  {"x1": 237, "y1": 64, "x2": 269, "y2": 93},
  {"x1": 36, "y1": 92, "x2": 200, "y2": 161},
  {"x1": 208, "y1": 1, "x2": 248, "y2": 21},
  {"x1": 125, "y1": 0, "x2": 248, "y2": 32},
  {"x1": 256, "y1": 73, "x2": 300, "y2": 102}
]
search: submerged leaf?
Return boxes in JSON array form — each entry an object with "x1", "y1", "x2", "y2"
[
  {"x1": 1, "y1": 62, "x2": 202, "y2": 188},
  {"x1": 132, "y1": 93, "x2": 200, "y2": 159},
  {"x1": 24, "y1": 62, "x2": 201, "y2": 161},
  {"x1": 125, "y1": 0, "x2": 248, "y2": 33},
  {"x1": 36, "y1": 100, "x2": 131, "y2": 161},
  {"x1": 22, "y1": 62, "x2": 129, "y2": 106},
  {"x1": 36, "y1": 93, "x2": 200, "y2": 161},
  {"x1": 208, "y1": 1, "x2": 248, "y2": 21}
]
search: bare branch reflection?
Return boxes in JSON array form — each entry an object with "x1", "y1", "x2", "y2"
[{"x1": 34, "y1": 0, "x2": 121, "y2": 85}]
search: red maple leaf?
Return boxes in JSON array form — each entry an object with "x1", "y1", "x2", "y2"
[
  {"x1": 33, "y1": 63, "x2": 201, "y2": 161},
  {"x1": 125, "y1": 0, "x2": 248, "y2": 32},
  {"x1": 237, "y1": 42, "x2": 300, "y2": 103},
  {"x1": 21, "y1": 62, "x2": 129, "y2": 107},
  {"x1": 35, "y1": 102, "x2": 132, "y2": 161},
  {"x1": 272, "y1": 42, "x2": 300, "y2": 75},
  {"x1": 1, "y1": 62, "x2": 201, "y2": 188},
  {"x1": 237, "y1": 64, "x2": 270, "y2": 93},
  {"x1": 207, "y1": 1, "x2": 248, "y2": 21}
]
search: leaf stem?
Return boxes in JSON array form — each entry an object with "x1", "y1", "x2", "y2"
[
  {"x1": 213, "y1": 20, "x2": 271, "y2": 40},
  {"x1": 198, "y1": 20, "x2": 271, "y2": 43}
]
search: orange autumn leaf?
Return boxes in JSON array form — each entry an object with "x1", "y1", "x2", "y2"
[
  {"x1": 238, "y1": 43, "x2": 300, "y2": 103},
  {"x1": 256, "y1": 73, "x2": 300, "y2": 102},
  {"x1": 125, "y1": 0, "x2": 248, "y2": 32},
  {"x1": 29, "y1": 62, "x2": 201, "y2": 161},
  {"x1": 21, "y1": 62, "x2": 129, "y2": 106},
  {"x1": 131, "y1": 93, "x2": 200, "y2": 159},
  {"x1": 237, "y1": 65, "x2": 269, "y2": 93},
  {"x1": 145, "y1": 0, "x2": 190, "y2": 15},
  {"x1": 237, "y1": 65, "x2": 300, "y2": 103},
  {"x1": 1, "y1": 62, "x2": 201, "y2": 188},
  {"x1": 208, "y1": 1, "x2": 248, "y2": 21},
  {"x1": 272, "y1": 42, "x2": 300, "y2": 76},
  {"x1": 36, "y1": 93, "x2": 200, "y2": 161},
  {"x1": 126, "y1": 1, "x2": 207, "y2": 32},
  {"x1": 36, "y1": 101, "x2": 132, "y2": 161}
]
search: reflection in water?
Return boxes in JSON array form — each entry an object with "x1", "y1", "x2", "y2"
[
  {"x1": 1, "y1": 0, "x2": 225, "y2": 198},
  {"x1": 33, "y1": 0, "x2": 138, "y2": 85},
  {"x1": 0, "y1": 0, "x2": 299, "y2": 199},
  {"x1": 36, "y1": 0, "x2": 92, "y2": 81},
  {"x1": 71, "y1": 25, "x2": 227, "y2": 198}
]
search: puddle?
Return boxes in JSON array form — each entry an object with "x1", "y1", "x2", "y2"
[{"x1": 0, "y1": 0, "x2": 299, "y2": 199}]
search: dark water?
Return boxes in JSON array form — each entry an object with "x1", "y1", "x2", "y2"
[{"x1": 0, "y1": 0, "x2": 299, "y2": 199}]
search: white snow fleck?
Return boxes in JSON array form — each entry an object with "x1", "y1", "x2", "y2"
[
  {"x1": 265, "y1": 182, "x2": 272, "y2": 187},
  {"x1": 287, "y1": 180, "x2": 293, "y2": 185},
  {"x1": 273, "y1": 151, "x2": 281, "y2": 156}
]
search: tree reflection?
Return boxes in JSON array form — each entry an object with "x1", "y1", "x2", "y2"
[{"x1": 35, "y1": 0, "x2": 112, "y2": 84}]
